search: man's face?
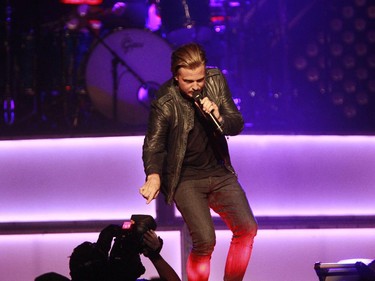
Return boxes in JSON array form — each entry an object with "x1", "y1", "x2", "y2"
[{"x1": 175, "y1": 64, "x2": 205, "y2": 98}]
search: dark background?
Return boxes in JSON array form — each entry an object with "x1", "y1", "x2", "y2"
[{"x1": 0, "y1": 0, "x2": 374, "y2": 139}]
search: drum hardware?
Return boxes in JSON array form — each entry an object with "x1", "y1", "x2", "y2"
[
  {"x1": 64, "y1": 4, "x2": 104, "y2": 32},
  {"x1": 181, "y1": 0, "x2": 194, "y2": 29},
  {"x1": 85, "y1": 28, "x2": 172, "y2": 126},
  {"x1": 157, "y1": 0, "x2": 213, "y2": 47}
]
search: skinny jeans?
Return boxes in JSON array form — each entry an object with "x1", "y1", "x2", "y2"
[{"x1": 174, "y1": 173, "x2": 258, "y2": 281}]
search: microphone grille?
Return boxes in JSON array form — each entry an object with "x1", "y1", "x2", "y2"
[{"x1": 193, "y1": 91, "x2": 201, "y2": 101}]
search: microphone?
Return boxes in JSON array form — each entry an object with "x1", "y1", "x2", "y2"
[{"x1": 193, "y1": 91, "x2": 224, "y2": 134}]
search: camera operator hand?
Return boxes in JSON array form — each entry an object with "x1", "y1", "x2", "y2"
[
  {"x1": 142, "y1": 230, "x2": 162, "y2": 258},
  {"x1": 142, "y1": 230, "x2": 181, "y2": 281}
]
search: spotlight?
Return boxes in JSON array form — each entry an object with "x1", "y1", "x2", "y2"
[
  {"x1": 330, "y1": 43, "x2": 344, "y2": 57},
  {"x1": 342, "y1": 31, "x2": 355, "y2": 44},
  {"x1": 354, "y1": 18, "x2": 366, "y2": 31},
  {"x1": 366, "y1": 55, "x2": 375, "y2": 68},
  {"x1": 355, "y1": 43, "x2": 368, "y2": 56},
  {"x1": 344, "y1": 104, "x2": 357, "y2": 118},
  {"x1": 367, "y1": 30, "x2": 375, "y2": 43},
  {"x1": 356, "y1": 91, "x2": 368, "y2": 105},
  {"x1": 356, "y1": 67, "x2": 368, "y2": 80},
  {"x1": 367, "y1": 6, "x2": 375, "y2": 19},
  {"x1": 355, "y1": 0, "x2": 366, "y2": 7},
  {"x1": 306, "y1": 67, "x2": 319, "y2": 82},
  {"x1": 294, "y1": 56, "x2": 307, "y2": 70},
  {"x1": 330, "y1": 18, "x2": 343, "y2": 32},
  {"x1": 306, "y1": 43, "x2": 319, "y2": 57},
  {"x1": 331, "y1": 68, "x2": 344, "y2": 81},
  {"x1": 342, "y1": 6, "x2": 355, "y2": 19},
  {"x1": 367, "y1": 80, "x2": 375, "y2": 93},
  {"x1": 343, "y1": 80, "x2": 356, "y2": 93},
  {"x1": 343, "y1": 55, "x2": 356, "y2": 69},
  {"x1": 332, "y1": 93, "x2": 344, "y2": 105}
]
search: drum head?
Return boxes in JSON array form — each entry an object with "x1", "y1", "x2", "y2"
[{"x1": 85, "y1": 28, "x2": 172, "y2": 126}]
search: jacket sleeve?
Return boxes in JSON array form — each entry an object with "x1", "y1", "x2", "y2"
[
  {"x1": 206, "y1": 69, "x2": 244, "y2": 136},
  {"x1": 142, "y1": 99, "x2": 170, "y2": 177}
]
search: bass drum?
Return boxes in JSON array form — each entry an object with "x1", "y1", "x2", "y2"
[{"x1": 85, "y1": 28, "x2": 172, "y2": 126}]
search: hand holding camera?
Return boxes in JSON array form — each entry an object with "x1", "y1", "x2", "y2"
[{"x1": 142, "y1": 229, "x2": 163, "y2": 258}]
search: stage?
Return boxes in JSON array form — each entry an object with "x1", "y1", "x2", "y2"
[{"x1": 1, "y1": 134, "x2": 375, "y2": 280}]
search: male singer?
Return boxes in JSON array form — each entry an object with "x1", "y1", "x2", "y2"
[{"x1": 140, "y1": 43, "x2": 258, "y2": 281}]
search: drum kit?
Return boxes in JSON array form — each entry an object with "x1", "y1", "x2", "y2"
[
  {"x1": 3, "y1": 0, "x2": 244, "y2": 130},
  {"x1": 59, "y1": 0, "x2": 225, "y2": 128},
  {"x1": 57, "y1": 0, "x2": 173, "y2": 127}
]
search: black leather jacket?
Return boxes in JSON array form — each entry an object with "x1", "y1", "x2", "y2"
[{"x1": 142, "y1": 68, "x2": 244, "y2": 204}]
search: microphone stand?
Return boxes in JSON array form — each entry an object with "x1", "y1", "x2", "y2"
[{"x1": 111, "y1": 56, "x2": 120, "y2": 122}]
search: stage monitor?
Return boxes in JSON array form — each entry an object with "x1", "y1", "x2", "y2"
[{"x1": 314, "y1": 260, "x2": 375, "y2": 281}]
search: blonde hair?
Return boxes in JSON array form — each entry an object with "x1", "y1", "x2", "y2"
[{"x1": 171, "y1": 43, "x2": 207, "y2": 77}]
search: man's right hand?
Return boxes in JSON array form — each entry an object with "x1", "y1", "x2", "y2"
[{"x1": 139, "y1": 173, "x2": 161, "y2": 204}]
